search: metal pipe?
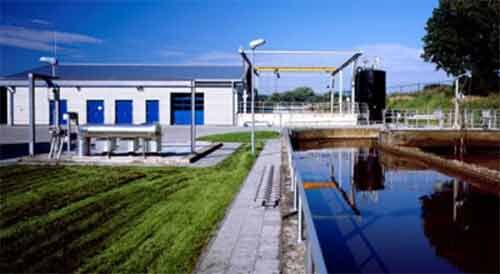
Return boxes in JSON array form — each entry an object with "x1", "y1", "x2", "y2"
[
  {"x1": 28, "y1": 73, "x2": 35, "y2": 156},
  {"x1": 339, "y1": 71, "x2": 343, "y2": 114},
  {"x1": 351, "y1": 61, "x2": 357, "y2": 114},
  {"x1": 53, "y1": 87, "x2": 60, "y2": 133},
  {"x1": 7, "y1": 87, "x2": 15, "y2": 126},
  {"x1": 252, "y1": 49, "x2": 359, "y2": 55},
  {"x1": 191, "y1": 80, "x2": 196, "y2": 154},
  {"x1": 66, "y1": 114, "x2": 71, "y2": 154},
  {"x1": 330, "y1": 77, "x2": 335, "y2": 113},
  {"x1": 251, "y1": 50, "x2": 256, "y2": 154}
]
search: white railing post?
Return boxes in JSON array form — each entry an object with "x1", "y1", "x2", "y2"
[{"x1": 297, "y1": 195, "x2": 303, "y2": 243}]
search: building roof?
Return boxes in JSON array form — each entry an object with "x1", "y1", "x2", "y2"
[{"x1": 2, "y1": 64, "x2": 244, "y2": 81}]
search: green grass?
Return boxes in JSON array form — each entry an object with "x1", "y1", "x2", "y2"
[
  {"x1": 0, "y1": 144, "x2": 258, "y2": 274},
  {"x1": 387, "y1": 87, "x2": 500, "y2": 110},
  {"x1": 197, "y1": 130, "x2": 280, "y2": 143}
]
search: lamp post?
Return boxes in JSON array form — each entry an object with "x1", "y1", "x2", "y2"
[
  {"x1": 40, "y1": 57, "x2": 59, "y2": 128},
  {"x1": 453, "y1": 72, "x2": 470, "y2": 129},
  {"x1": 249, "y1": 38, "x2": 266, "y2": 154}
]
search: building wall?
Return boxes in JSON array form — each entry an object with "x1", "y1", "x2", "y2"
[
  {"x1": 203, "y1": 87, "x2": 235, "y2": 125},
  {"x1": 10, "y1": 85, "x2": 235, "y2": 125}
]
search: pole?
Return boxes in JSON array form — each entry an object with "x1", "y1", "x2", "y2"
[
  {"x1": 454, "y1": 78, "x2": 459, "y2": 128},
  {"x1": 54, "y1": 87, "x2": 60, "y2": 132},
  {"x1": 28, "y1": 73, "x2": 35, "y2": 156},
  {"x1": 330, "y1": 77, "x2": 335, "y2": 113},
  {"x1": 339, "y1": 70, "x2": 343, "y2": 114},
  {"x1": 351, "y1": 61, "x2": 356, "y2": 114},
  {"x1": 191, "y1": 80, "x2": 196, "y2": 154},
  {"x1": 8, "y1": 87, "x2": 15, "y2": 126},
  {"x1": 251, "y1": 49, "x2": 256, "y2": 154}
]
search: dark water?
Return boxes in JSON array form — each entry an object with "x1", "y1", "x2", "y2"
[{"x1": 294, "y1": 145, "x2": 499, "y2": 274}]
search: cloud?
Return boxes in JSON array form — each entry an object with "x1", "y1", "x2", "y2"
[
  {"x1": 30, "y1": 19, "x2": 51, "y2": 26},
  {"x1": 0, "y1": 25, "x2": 102, "y2": 52}
]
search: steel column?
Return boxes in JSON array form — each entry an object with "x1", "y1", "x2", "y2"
[
  {"x1": 28, "y1": 73, "x2": 35, "y2": 156},
  {"x1": 351, "y1": 61, "x2": 357, "y2": 113},
  {"x1": 339, "y1": 71, "x2": 343, "y2": 114},
  {"x1": 191, "y1": 80, "x2": 196, "y2": 154},
  {"x1": 251, "y1": 50, "x2": 256, "y2": 155},
  {"x1": 8, "y1": 87, "x2": 15, "y2": 126},
  {"x1": 330, "y1": 77, "x2": 335, "y2": 113},
  {"x1": 454, "y1": 78, "x2": 460, "y2": 128}
]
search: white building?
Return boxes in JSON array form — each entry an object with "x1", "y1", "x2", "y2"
[{"x1": 0, "y1": 64, "x2": 245, "y2": 126}]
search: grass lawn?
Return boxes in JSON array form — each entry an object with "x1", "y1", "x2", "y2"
[
  {"x1": 387, "y1": 86, "x2": 500, "y2": 110},
  {"x1": 0, "y1": 143, "x2": 258, "y2": 274},
  {"x1": 198, "y1": 130, "x2": 280, "y2": 143}
]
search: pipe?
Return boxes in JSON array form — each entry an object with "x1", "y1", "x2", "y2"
[
  {"x1": 28, "y1": 73, "x2": 35, "y2": 156},
  {"x1": 191, "y1": 80, "x2": 196, "y2": 154}
]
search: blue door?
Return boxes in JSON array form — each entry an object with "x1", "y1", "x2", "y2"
[
  {"x1": 49, "y1": 100, "x2": 68, "y2": 125},
  {"x1": 146, "y1": 100, "x2": 159, "y2": 124},
  {"x1": 171, "y1": 93, "x2": 204, "y2": 125},
  {"x1": 87, "y1": 100, "x2": 104, "y2": 124},
  {"x1": 115, "y1": 100, "x2": 133, "y2": 124}
]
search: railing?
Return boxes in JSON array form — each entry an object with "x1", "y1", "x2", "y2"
[
  {"x1": 239, "y1": 101, "x2": 367, "y2": 114},
  {"x1": 386, "y1": 80, "x2": 454, "y2": 94},
  {"x1": 283, "y1": 128, "x2": 328, "y2": 274},
  {"x1": 383, "y1": 108, "x2": 500, "y2": 129}
]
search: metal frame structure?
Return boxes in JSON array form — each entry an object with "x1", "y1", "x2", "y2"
[
  {"x1": 239, "y1": 48, "x2": 362, "y2": 153},
  {"x1": 26, "y1": 74, "x2": 200, "y2": 157},
  {"x1": 27, "y1": 73, "x2": 58, "y2": 156}
]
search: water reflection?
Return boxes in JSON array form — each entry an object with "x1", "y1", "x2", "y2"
[{"x1": 295, "y1": 145, "x2": 499, "y2": 274}]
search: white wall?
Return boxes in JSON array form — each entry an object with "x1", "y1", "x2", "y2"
[
  {"x1": 9, "y1": 85, "x2": 235, "y2": 126},
  {"x1": 203, "y1": 87, "x2": 235, "y2": 125}
]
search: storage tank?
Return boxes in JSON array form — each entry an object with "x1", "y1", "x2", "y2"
[{"x1": 355, "y1": 68, "x2": 386, "y2": 122}]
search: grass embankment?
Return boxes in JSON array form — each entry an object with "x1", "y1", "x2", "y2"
[
  {"x1": 198, "y1": 130, "x2": 280, "y2": 143},
  {"x1": 387, "y1": 87, "x2": 500, "y2": 110},
  {"x1": 0, "y1": 144, "x2": 257, "y2": 274}
]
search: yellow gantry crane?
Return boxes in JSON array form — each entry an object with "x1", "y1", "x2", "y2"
[{"x1": 255, "y1": 66, "x2": 337, "y2": 73}]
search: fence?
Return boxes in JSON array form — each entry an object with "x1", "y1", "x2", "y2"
[
  {"x1": 387, "y1": 80, "x2": 455, "y2": 94},
  {"x1": 283, "y1": 128, "x2": 328, "y2": 274},
  {"x1": 383, "y1": 108, "x2": 500, "y2": 129},
  {"x1": 238, "y1": 101, "x2": 367, "y2": 114}
]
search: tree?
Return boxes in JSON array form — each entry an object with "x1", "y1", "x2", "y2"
[{"x1": 421, "y1": 0, "x2": 499, "y2": 94}]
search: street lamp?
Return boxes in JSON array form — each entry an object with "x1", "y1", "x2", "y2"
[
  {"x1": 39, "y1": 56, "x2": 58, "y2": 77},
  {"x1": 453, "y1": 72, "x2": 470, "y2": 129},
  {"x1": 249, "y1": 38, "x2": 266, "y2": 155},
  {"x1": 40, "y1": 56, "x2": 59, "y2": 130}
]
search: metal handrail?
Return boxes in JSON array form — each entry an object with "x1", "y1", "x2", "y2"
[
  {"x1": 283, "y1": 128, "x2": 329, "y2": 274},
  {"x1": 239, "y1": 102, "x2": 368, "y2": 114},
  {"x1": 383, "y1": 108, "x2": 500, "y2": 129}
]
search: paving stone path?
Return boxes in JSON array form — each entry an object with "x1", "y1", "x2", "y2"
[{"x1": 196, "y1": 140, "x2": 281, "y2": 274}]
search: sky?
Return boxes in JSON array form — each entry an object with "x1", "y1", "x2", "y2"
[{"x1": 0, "y1": 0, "x2": 450, "y2": 93}]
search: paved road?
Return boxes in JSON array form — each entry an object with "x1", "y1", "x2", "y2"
[
  {"x1": 0, "y1": 125, "x2": 277, "y2": 160},
  {"x1": 0, "y1": 125, "x2": 277, "y2": 144},
  {"x1": 196, "y1": 140, "x2": 281, "y2": 274}
]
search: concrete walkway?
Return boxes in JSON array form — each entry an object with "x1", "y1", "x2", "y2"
[{"x1": 196, "y1": 140, "x2": 281, "y2": 274}]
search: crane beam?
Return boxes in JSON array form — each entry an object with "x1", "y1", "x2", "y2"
[{"x1": 256, "y1": 66, "x2": 337, "y2": 73}]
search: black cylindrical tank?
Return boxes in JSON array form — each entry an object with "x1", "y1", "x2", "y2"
[{"x1": 355, "y1": 68, "x2": 386, "y2": 122}]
